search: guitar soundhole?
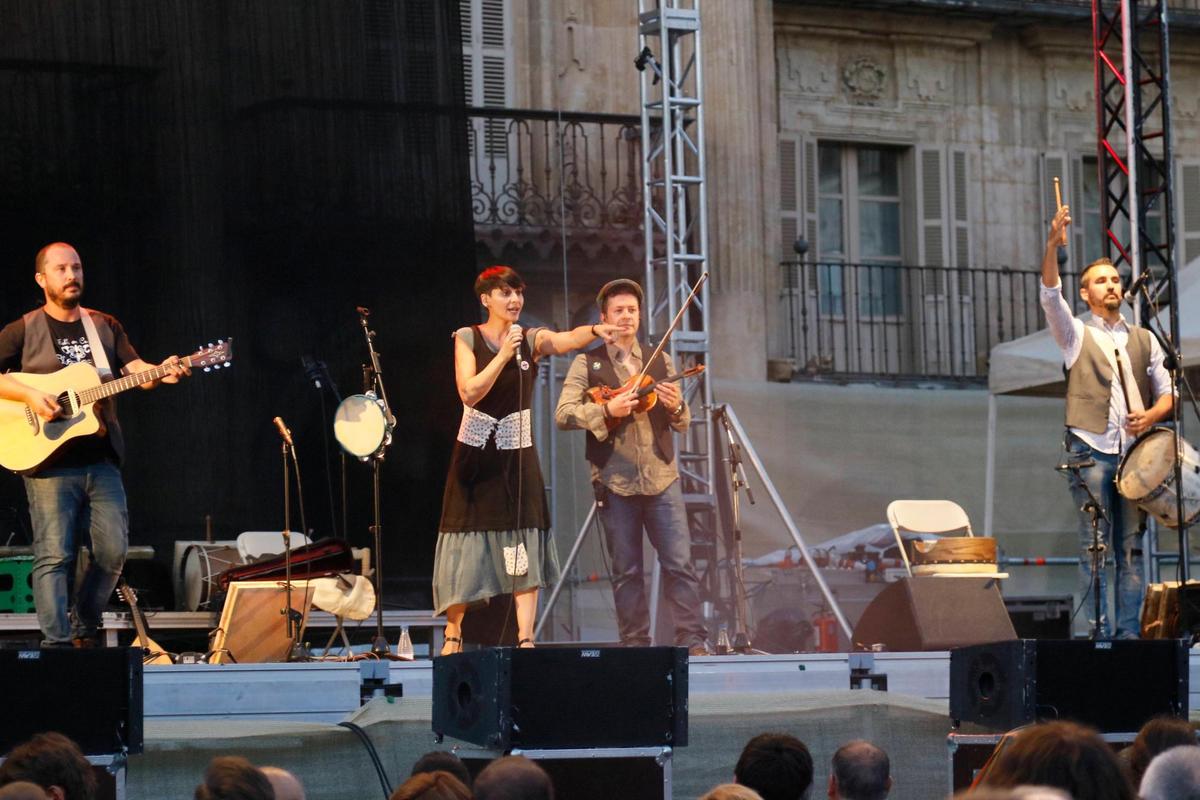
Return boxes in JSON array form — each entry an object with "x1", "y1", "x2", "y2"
[{"x1": 56, "y1": 392, "x2": 72, "y2": 416}]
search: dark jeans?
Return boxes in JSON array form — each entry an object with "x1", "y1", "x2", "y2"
[
  {"x1": 597, "y1": 480, "x2": 707, "y2": 647},
  {"x1": 24, "y1": 461, "x2": 128, "y2": 645},
  {"x1": 1063, "y1": 433, "x2": 1144, "y2": 638}
]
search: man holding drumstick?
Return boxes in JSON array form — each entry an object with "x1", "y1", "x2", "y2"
[{"x1": 1040, "y1": 198, "x2": 1173, "y2": 638}]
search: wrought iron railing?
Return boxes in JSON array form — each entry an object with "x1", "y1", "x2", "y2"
[
  {"x1": 777, "y1": 260, "x2": 1083, "y2": 380},
  {"x1": 467, "y1": 107, "x2": 643, "y2": 233}
]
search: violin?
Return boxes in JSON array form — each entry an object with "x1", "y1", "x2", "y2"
[{"x1": 586, "y1": 365, "x2": 706, "y2": 430}]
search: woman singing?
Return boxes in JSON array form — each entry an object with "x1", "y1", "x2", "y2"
[{"x1": 434, "y1": 266, "x2": 616, "y2": 654}]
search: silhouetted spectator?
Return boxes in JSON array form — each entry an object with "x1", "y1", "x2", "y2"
[
  {"x1": 1122, "y1": 715, "x2": 1197, "y2": 788},
  {"x1": 411, "y1": 751, "x2": 473, "y2": 789},
  {"x1": 260, "y1": 767, "x2": 304, "y2": 800},
  {"x1": 193, "y1": 756, "x2": 274, "y2": 800},
  {"x1": 979, "y1": 720, "x2": 1134, "y2": 800},
  {"x1": 0, "y1": 782, "x2": 49, "y2": 800},
  {"x1": 952, "y1": 788, "x2": 1070, "y2": 800},
  {"x1": 1140, "y1": 744, "x2": 1200, "y2": 800},
  {"x1": 390, "y1": 771, "x2": 472, "y2": 800},
  {"x1": 473, "y1": 756, "x2": 552, "y2": 800},
  {"x1": 0, "y1": 732, "x2": 96, "y2": 800},
  {"x1": 829, "y1": 740, "x2": 890, "y2": 800},
  {"x1": 734, "y1": 733, "x2": 813, "y2": 800},
  {"x1": 699, "y1": 784, "x2": 764, "y2": 800}
]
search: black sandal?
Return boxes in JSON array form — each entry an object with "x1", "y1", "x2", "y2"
[
  {"x1": 440, "y1": 636, "x2": 462, "y2": 656},
  {"x1": 518, "y1": 638, "x2": 535, "y2": 648}
]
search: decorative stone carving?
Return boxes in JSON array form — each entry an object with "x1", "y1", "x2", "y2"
[
  {"x1": 1050, "y1": 64, "x2": 1093, "y2": 113},
  {"x1": 558, "y1": 9, "x2": 585, "y2": 78},
  {"x1": 843, "y1": 56, "x2": 887, "y2": 105},
  {"x1": 905, "y1": 54, "x2": 951, "y2": 103},
  {"x1": 778, "y1": 38, "x2": 837, "y2": 95}
]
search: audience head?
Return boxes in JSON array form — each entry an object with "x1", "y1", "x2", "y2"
[
  {"x1": 1139, "y1": 744, "x2": 1200, "y2": 800},
  {"x1": 0, "y1": 732, "x2": 97, "y2": 800},
  {"x1": 734, "y1": 732, "x2": 814, "y2": 800},
  {"x1": 260, "y1": 767, "x2": 303, "y2": 800},
  {"x1": 829, "y1": 740, "x2": 891, "y2": 800},
  {"x1": 980, "y1": 721, "x2": 1134, "y2": 800},
  {"x1": 700, "y1": 784, "x2": 764, "y2": 800},
  {"x1": 953, "y1": 788, "x2": 1070, "y2": 800},
  {"x1": 193, "y1": 756, "x2": 274, "y2": 800},
  {"x1": 0, "y1": 783, "x2": 50, "y2": 800},
  {"x1": 1127, "y1": 716, "x2": 1197, "y2": 787},
  {"x1": 473, "y1": 756, "x2": 553, "y2": 800},
  {"x1": 411, "y1": 751, "x2": 472, "y2": 788},
  {"x1": 389, "y1": 771, "x2": 472, "y2": 800}
]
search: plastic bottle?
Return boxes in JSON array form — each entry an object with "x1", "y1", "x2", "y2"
[
  {"x1": 716, "y1": 625, "x2": 731, "y2": 655},
  {"x1": 396, "y1": 625, "x2": 414, "y2": 660}
]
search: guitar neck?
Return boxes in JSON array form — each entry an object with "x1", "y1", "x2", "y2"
[{"x1": 79, "y1": 356, "x2": 191, "y2": 406}]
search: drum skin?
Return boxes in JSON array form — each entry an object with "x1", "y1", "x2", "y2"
[
  {"x1": 333, "y1": 394, "x2": 390, "y2": 458},
  {"x1": 1116, "y1": 426, "x2": 1200, "y2": 528}
]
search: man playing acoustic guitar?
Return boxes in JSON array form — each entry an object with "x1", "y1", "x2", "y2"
[
  {"x1": 0, "y1": 242, "x2": 189, "y2": 647},
  {"x1": 555, "y1": 278, "x2": 710, "y2": 655}
]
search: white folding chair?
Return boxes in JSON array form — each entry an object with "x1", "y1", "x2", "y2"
[{"x1": 886, "y1": 499, "x2": 973, "y2": 577}]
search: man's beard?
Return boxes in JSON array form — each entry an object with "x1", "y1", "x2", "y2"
[
  {"x1": 49, "y1": 284, "x2": 82, "y2": 309},
  {"x1": 1103, "y1": 294, "x2": 1121, "y2": 310}
]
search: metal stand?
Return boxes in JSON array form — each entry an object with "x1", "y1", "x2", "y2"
[
  {"x1": 715, "y1": 405, "x2": 756, "y2": 653},
  {"x1": 1057, "y1": 459, "x2": 1108, "y2": 639},
  {"x1": 277, "y1": 435, "x2": 305, "y2": 661},
  {"x1": 357, "y1": 307, "x2": 395, "y2": 657}
]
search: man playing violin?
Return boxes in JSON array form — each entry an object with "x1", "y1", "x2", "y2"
[{"x1": 555, "y1": 278, "x2": 710, "y2": 655}]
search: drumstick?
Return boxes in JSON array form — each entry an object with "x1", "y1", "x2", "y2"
[{"x1": 1053, "y1": 177, "x2": 1068, "y2": 245}]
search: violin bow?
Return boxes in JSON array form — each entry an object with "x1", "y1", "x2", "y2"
[{"x1": 633, "y1": 272, "x2": 709, "y2": 385}]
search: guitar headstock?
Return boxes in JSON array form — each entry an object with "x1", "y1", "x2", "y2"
[
  {"x1": 117, "y1": 581, "x2": 137, "y2": 607},
  {"x1": 189, "y1": 338, "x2": 234, "y2": 372}
]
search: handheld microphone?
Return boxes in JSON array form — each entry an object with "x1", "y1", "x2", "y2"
[
  {"x1": 1055, "y1": 458, "x2": 1095, "y2": 472},
  {"x1": 1123, "y1": 271, "x2": 1151, "y2": 303},
  {"x1": 511, "y1": 323, "x2": 529, "y2": 370},
  {"x1": 272, "y1": 416, "x2": 294, "y2": 447}
]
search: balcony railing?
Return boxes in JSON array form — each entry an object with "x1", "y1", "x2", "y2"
[
  {"x1": 777, "y1": 260, "x2": 1083, "y2": 381},
  {"x1": 467, "y1": 107, "x2": 643, "y2": 235}
]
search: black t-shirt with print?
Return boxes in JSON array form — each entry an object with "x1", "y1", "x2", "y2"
[{"x1": 0, "y1": 311, "x2": 140, "y2": 467}]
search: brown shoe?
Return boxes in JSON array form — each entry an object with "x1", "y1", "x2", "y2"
[{"x1": 72, "y1": 635, "x2": 100, "y2": 649}]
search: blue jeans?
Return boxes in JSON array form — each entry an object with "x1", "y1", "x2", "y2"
[
  {"x1": 597, "y1": 480, "x2": 707, "y2": 647},
  {"x1": 23, "y1": 461, "x2": 128, "y2": 645},
  {"x1": 1063, "y1": 434, "x2": 1144, "y2": 638}
]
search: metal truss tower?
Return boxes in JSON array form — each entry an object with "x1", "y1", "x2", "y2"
[
  {"x1": 636, "y1": 1, "x2": 721, "y2": 614},
  {"x1": 1092, "y1": 0, "x2": 1189, "y2": 577}
]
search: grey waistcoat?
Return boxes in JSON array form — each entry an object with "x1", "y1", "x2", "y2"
[
  {"x1": 1065, "y1": 323, "x2": 1152, "y2": 434},
  {"x1": 20, "y1": 308, "x2": 126, "y2": 464}
]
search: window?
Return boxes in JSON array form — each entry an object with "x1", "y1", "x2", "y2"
[
  {"x1": 460, "y1": 0, "x2": 510, "y2": 156},
  {"x1": 816, "y1": 143, "x2": 904, "y2": 317}
]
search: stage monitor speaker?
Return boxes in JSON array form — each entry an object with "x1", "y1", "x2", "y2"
[
  {"x1": 209, "y1": 580, "x2": 312, "y2": 664},
  {"x1": 0, "y1": 648, "x2": 143, "y2": 755},
  {"x1": 851, "y1": 576, "x2": 1016, "y2": 651},
  {"x1": 432, "y1": 646, "x2": 688, "y2": 750},
  {"x1": 950, "y1": 639, "x2": 1188, "y2": 733}
]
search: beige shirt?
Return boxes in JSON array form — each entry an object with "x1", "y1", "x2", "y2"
[{"x1": 555, "y1": 341, "x2": 690, "y2": 496}]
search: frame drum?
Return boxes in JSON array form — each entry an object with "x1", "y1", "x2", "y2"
[
  {"x1": 1116, "y1": 426, "x2": 1200, "y2": 528},
  {"x1": 179, "y1": 544, "x2": 242, "y2": 611},
  {"x1": 333, "y1": 394, "x2": 390, "y2": 459}
]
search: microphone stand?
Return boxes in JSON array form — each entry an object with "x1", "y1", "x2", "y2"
[
  {"x1": 358, "y1": 308, "x2": 395, "y2": 657},
  {"x1": 716, "y1": 404, "x2": 758, "y2": 654},
  {"x1": 1057, "y1": 460, "x2": 1107, "y2": 639},
  {"x1": 277, "y1": 430, "x2": 305, "y2": 661}
]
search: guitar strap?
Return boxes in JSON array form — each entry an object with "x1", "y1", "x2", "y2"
[{"x1": 79, "y1": 308, "x2": 113, "y2": 380}]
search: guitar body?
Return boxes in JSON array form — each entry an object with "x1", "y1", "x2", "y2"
[
  {"x1": 135, "y1": 632, "x2": 173, "y2": 665},
  {"x1": 0, "y1": 363, "x2": 103, "y2": 472}
]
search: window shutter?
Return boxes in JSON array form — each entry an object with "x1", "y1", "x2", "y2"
[
  {"x1": 1177, "y1": 160, "x2": 1200, "y2": 268},
  {"x1": 916, "y1": 146, "x2": 946, "y2": 267},
  {"x1": 802, "y1": 138, "x2": 818, "y2": 264},
  {"x1": 950, "y1": 147, "x2": 971, "y2": 269},
  {"x1": 1069, "y1": 155, "x2": 1087, "y2": 265},
  {"x1": 1039, "y1": 151, "x2": 1069, "y2": 261},
  {"x1": 779, "y1": 135, "x2": 799, "y2": 263}
]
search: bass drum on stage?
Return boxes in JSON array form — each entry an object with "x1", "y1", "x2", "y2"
[
  {"x1": 1116, "y1": 426, "x2": 1200, "y2": 528},
  {"x1": 179, "y1": 544, "x2": 242, "y2": 612}
]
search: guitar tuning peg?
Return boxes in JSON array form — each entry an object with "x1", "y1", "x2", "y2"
[
  {"x1": 204, "y1": 367, "x2": 211, "y2": 373},
  {"x1": 218, "y1": 338, "x2": 224, "y2": 344},
  {"x1": 224, "y1": 361, "x2": 231, "y2": 367},
  {"x1": 208, "y1": 342, "x2": 214, "y2": 348}
]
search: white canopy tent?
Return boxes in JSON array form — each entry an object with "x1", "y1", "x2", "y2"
[{"x1": 983, "y1": 259, "x2": 1200, "y2": 535}]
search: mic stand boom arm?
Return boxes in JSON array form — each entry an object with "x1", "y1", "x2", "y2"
[{"x1": 357, "y1": 307, "x2": 394, "y2": 656}]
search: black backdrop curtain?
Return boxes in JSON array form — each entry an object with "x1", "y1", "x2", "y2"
[{"x1": 0, "y1": 1, "x2": 475, "y2": 605}]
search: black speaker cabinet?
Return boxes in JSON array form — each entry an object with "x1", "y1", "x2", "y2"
[
  {"x1": 950, "y1": 639, "x2": 1188, "y2": 733},
  {"x1": 852, "y1": 576, "x2": 1016, "y2": 651},
  {"x1": 0, "y1": 648, "x2": 143, "y2": 755},
  {"x1": 432, "y1": 647, "x2": 688, "y2": 749}
]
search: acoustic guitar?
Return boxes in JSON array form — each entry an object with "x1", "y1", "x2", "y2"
[
  {"x1": 0, "y1": 339, "x2": 232, "y2": 472},
  {"x1": 116, "y1": 579, "x2": 173, "y2": 665}
]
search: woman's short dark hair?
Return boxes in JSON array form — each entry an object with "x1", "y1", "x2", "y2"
[
  {"x1": 475, "y1": 266, "x2": 525, "y2": 298},
  {"x1": 981, "y1": 720, "x2": 1134, "y2": 800},
  {"x1": 193, "y1": 756, "x2": 274, "y2": 800},
  {"x1": 1127, "y1": 716, "x2": 1197, "y2": 787},
  {"x1": 0, "y1": 732, "x2": 97, "y2": 800}
]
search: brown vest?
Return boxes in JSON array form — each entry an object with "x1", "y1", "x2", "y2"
[
  {"x1": 584, "y1": 344, "x2": 675, "y2": 468},
  {"x1": 1065, "y1": 323, "x2": 1153, "y2": 434}
]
